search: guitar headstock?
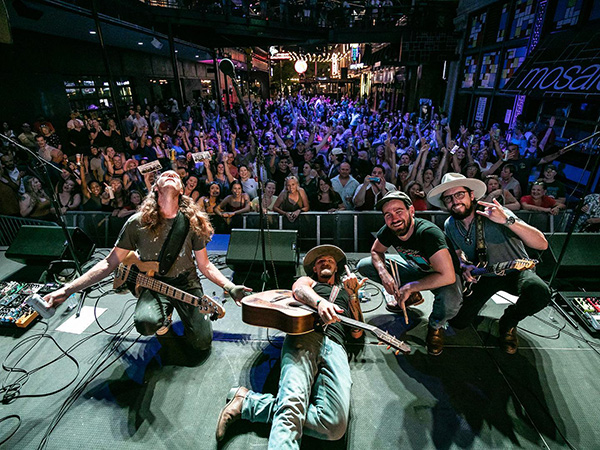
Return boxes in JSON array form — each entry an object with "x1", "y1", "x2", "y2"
[
  {"x1": 202, "y1": 294, "x2": 226, "y2": 319},
  {"x1": 514, "y1": 258, "x2": 538, "y2": 271},
  {"x1": 373, "y1": 329, "x2": 411, "y2": 355}
]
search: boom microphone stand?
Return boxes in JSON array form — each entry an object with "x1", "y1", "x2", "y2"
[
  {"x1": 0, "y1": 132, "x2": 84, "y2": 279},
  {"x1": 219, "y1": 59, "x2": 269, "y2": 286}
]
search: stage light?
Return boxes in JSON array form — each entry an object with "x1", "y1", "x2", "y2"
[{"x1": 138, "y1": 42, "x2": 143, "y2": 45}]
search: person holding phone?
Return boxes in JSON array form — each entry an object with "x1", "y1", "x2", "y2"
[{"x1": 353, "y1": 165, "x2": 397, "y2": 211}]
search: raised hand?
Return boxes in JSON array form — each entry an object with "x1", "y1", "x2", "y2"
[
  {"x1": 476, "y1": 198, "x2": 510, "y2": 224},
  {"x1": 343, "y1": 265, "x2": 367, "y2": 295}
]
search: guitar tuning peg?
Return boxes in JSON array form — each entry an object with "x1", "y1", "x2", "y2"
[
  {"x1": 386, "y1": 345, "x2": 391, "y2": 350},
  {"x1": 395, "y1": 350, "x2": 400, "y2": 356}
]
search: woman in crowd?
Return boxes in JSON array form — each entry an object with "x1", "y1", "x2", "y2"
[
  {"x1": 251, "y1": 180, "x2": 277, "y2": 213},
  {"x1": 574, "y1": 194, "x2": 600, "y2": 232},
  {"x1": 405, "y1": 180, "x2": 428, "y2": 211},
  {"x1": 482, "y1": 175, "x2": 520, "y2": 211},
  {"x1": 117, "y1": 190, "x2": 143, "y2": 218},
  {"x1": 19, "y1": 176, "x2": 54, "y2": 220},
  {"x1": 463, "y1": 162, "x2": 482, "y2": 180},
  {"x1": 215, "y1": 179, "x2": 251, "y2": 224},
  {"x1": 56, "y1": 178, "x2": 82, "y2": 214},
  {"x1": 198, "y1": 181, "x2": 222, "y2": 215},
  {"x1": 206, "y1": 160, "x2": 233, "y2": 196},
  {"x1": 312, "y1": 176, "x2": 344, "y2": 212},
  {"x1": 39, "y1": 124, "x2": 62, "y2": 150},
  {"x1": 123, "y1": 159, "x2": 145, "y2": 193},
  {"x1": 520, "y1": 181, "x2": 565, "y2": 215},
  {"x1": 273, "y1": 175, "x2": 310, "y2": 223},
  {"x1": 104, "y1": 178, "x2": 127, "y2": 213},
  {"x1": 183, "y1": 175, "x2": 201, "y2": 202}
]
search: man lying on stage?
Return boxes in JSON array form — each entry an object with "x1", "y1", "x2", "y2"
[
  {"x1": 44, "y1": 170, "x2": 249, "y2": 350},
  {"x1": 427, "y1": 173, "x2": 550, "y2": 354},
  {"x1": 215, "y1": 244, "x2": 366, "y2": 447}
]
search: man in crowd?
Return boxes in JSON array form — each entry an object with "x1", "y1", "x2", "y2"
[
  {"x1": 216, "y1": 244, "x2": 366, "y2": 446},
  {"x1": 427, "y1": 173, "x2": 550, "y2": 354},
  {"x1": 0, "y1": 153, "x2": 24, "y2": 193},
  {"x1": 499, "y1": 163, "x2": 522, "y2": 200},
  {"x1": 357, "y1": 191, "x2": 462, "y2": 355},
  {"x1": 0, "y1": 160, "x2": 20, "y2": 216},
  {"x1": 44, "y1": 170, "x2": 250, "y2": 349},
  {"x1": 353, "y1": 165, "x2": 397, "y2": 210},
  {"x1": 331, "y1": 161, "x2": 359, "y2": 210},
  {"x1": 36, "y1": 135, "x2": 63, "y2": 164},
  {"x1": 18, "y1": 123, "x2": 37, "y2": 150},
  {"x1": 540, "y1": 164, "x2": 566, "y2": 206}
]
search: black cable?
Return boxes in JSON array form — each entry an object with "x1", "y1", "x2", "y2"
[{"x1": 0, "y1": 414, "x2": 21, "y2": 446}]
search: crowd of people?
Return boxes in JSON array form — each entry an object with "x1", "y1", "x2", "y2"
[{"x1": 1, "y1": 94, "x2": 597, "y2": 233}]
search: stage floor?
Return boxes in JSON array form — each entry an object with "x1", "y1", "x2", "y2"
[{"x1": 0, "y1": 248, "x2": 599, "y2": 449}]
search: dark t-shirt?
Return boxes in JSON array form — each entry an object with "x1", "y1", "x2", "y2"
[
  {"x1": 312, "y1": 281, "x2": 353, "y2": 350},
  {"x1": 544, "y1": 179, "x2": 566, "y2": 200},
  {"x1": 504, "y1": 157, "x2": 541, "y2": 193},
  {"x1": 115, "y1": 212, "x2": 207, "y2": 285},
  {"x1": 377, "y1": 217, "x2": 460, "y2": 273}
]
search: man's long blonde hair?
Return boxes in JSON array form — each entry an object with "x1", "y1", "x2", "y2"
[{"x1": 139, "y1": 189, "x2": 213, "y2": 242}]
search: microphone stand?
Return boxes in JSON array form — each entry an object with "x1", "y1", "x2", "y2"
[
  {"x1": 1, "y1": 133, "x2": 85, "y2": 308},
  {"x1": 219, "y1": 61, "x2": 269, "y2": 286}
]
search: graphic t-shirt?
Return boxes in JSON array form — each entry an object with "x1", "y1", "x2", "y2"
[{"x1": 376, "y1": 217, "x2": 460, "y2": 273}]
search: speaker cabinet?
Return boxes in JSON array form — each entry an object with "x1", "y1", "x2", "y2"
[
  {"x1": 535, "y1": 233, "x2": 600, "y2": 281},
  {"x1": 226, "y1": 229, "x2": 298, "y2": 270},
  {"x1": 6, "y1": 225, "x2": 95, "y2": 265}
]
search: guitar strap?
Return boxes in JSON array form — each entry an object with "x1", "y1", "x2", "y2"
[
  {"x1": 475, "y1": 215, "x2": 488, "y2": 265},
  {"x1": 157, "y1": 210, "x2": 190, "y2": 276}
]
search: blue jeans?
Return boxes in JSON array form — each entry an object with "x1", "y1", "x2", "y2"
[
  {"x1": 356, "y1": 254, "x2": 463, "y2": 330},
  {"x1": 242, "y1": 333, "x2": 351, "y2": 449}
]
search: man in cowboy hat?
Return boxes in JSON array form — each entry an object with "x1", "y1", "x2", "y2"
[
  {"x1": 428, "y1": 173, "x2": 550, "y2": 354},
  {"x1": 216, "y1": 245, "x2": 366, "y2": 446},
  {"x1": 356, "y1": 191, "x2": 463, "y2": 356}
]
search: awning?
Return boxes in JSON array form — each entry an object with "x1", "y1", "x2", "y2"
[{"x1": 503, "y1": 25, "x2": 600, "y2": 99}]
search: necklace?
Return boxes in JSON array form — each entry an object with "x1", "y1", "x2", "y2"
[{"x1": 456, "y1": 219, "x2": 474, "y2": 245}]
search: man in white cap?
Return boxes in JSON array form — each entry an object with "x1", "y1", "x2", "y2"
[
  {"x1": 356, "y1": 191, "x2": 462, "y2": 356},
  {"x1": 216, "y1": 245, "x2": 366, "y2": 446},
  {"x1": 427, "y1": 173, "x2": 550, "y2": 354}
]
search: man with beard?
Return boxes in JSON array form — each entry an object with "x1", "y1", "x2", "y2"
[
  {"x1": 356, "y1": 191, "x2": 462, "y2": 356},
  {"x1": 216, "y1": 245, "x2": 366, "y2": 446},
  {"x1": 427, "y1": 173, "x2": 550, "y2": 354}
]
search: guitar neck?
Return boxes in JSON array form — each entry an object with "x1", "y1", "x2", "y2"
[
  {"x1": 136, "y1": 272, "x2": 198, "y2": 307},
  {"x1": 339, "y1": 315, "x2": 378, "y2": 333},
  {"x1": 472, "y1": 260, "x2": 516, "y2": 276}
]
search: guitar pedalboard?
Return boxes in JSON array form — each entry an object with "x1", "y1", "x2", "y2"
[
  {"x1": 0, "y1": 281, "x2": 61, "y2": 328},
  {"x1": 558, "y1": 292, "x2": 600, "y2": 335}
]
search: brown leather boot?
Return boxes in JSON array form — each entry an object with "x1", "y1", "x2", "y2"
[
  {"x1": 216, "y1": 386, "x2": 248, "y2": 441},
  {"x1": 499, "y1": 327, "x2": 519, "y2": 354},
  {"x1": 426, "y1": 327, "x2": 444, "y2": 356}
]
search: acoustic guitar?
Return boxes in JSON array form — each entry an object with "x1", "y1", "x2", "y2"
[
  {"x1": 113, "y1": 251, "x2": 225, "y2": 319},
  {"x1": 463, "y1": 258, "x2": 538, "y2": 297},
  {"x1": 241, "y1": 289, "x2": 411, "y2": 355}
]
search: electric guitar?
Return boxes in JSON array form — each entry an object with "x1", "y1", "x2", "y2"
[
  {"x1": 241, "y1": 290, "x2": 411, "y2": 355},
  {"x1": 113, "y1": 251, "x2": 225, "y2": 319},
  {"x1": 463, "y1": 258, "x2": 538, "y2": 297}
]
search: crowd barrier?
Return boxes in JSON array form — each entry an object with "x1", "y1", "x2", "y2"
[{"x1": 1, "y1": 210, "x2": 571, "y2": 254}]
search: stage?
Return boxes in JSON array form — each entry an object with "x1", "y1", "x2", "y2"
[{"x1": 0, "y1": 247, "x2": 599, "y2": 449}]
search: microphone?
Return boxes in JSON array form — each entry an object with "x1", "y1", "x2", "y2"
[{"x1": 219, "y1": 58, "x2": 236, "y2": 78}]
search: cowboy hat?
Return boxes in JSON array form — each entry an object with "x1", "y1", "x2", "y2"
[
  {"x1": 427, "y1": 173, "x2": 486, "y2": 209},
  {"x1": 303, "y1": 245, "x2": 347, "y2": 276}
]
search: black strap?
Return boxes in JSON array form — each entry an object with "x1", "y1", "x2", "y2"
[
  {"x1": 158, "y1": 211, "x2": 190, "y2": 276},
  {"x1": 475, "y1": 215, "x2": 488, "y2": 265}
]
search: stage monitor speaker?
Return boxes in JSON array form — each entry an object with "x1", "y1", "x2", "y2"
[
  {"x1": 226, "y1": 229, "x2": 298, "y2": 270},
  {"x1": 6, "y1": 225, "x2": 95, "y2": 266},
  {"x1": 535, "y1": 233, "x2": 600, "y2": 281}
]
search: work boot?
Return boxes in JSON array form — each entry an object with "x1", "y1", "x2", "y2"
[
  {"x1": 499, "y1": 327, "x2": 519, "y2": 354},
  {"x1": 155, "y1": 314, "x2": 173, "y2": 336},
  {"x1": 426, "y1": 327, "x2": 444, "y2": 356},
  {"x1": 215, "y1": 386, "x2": 248, "y2": 441}
]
